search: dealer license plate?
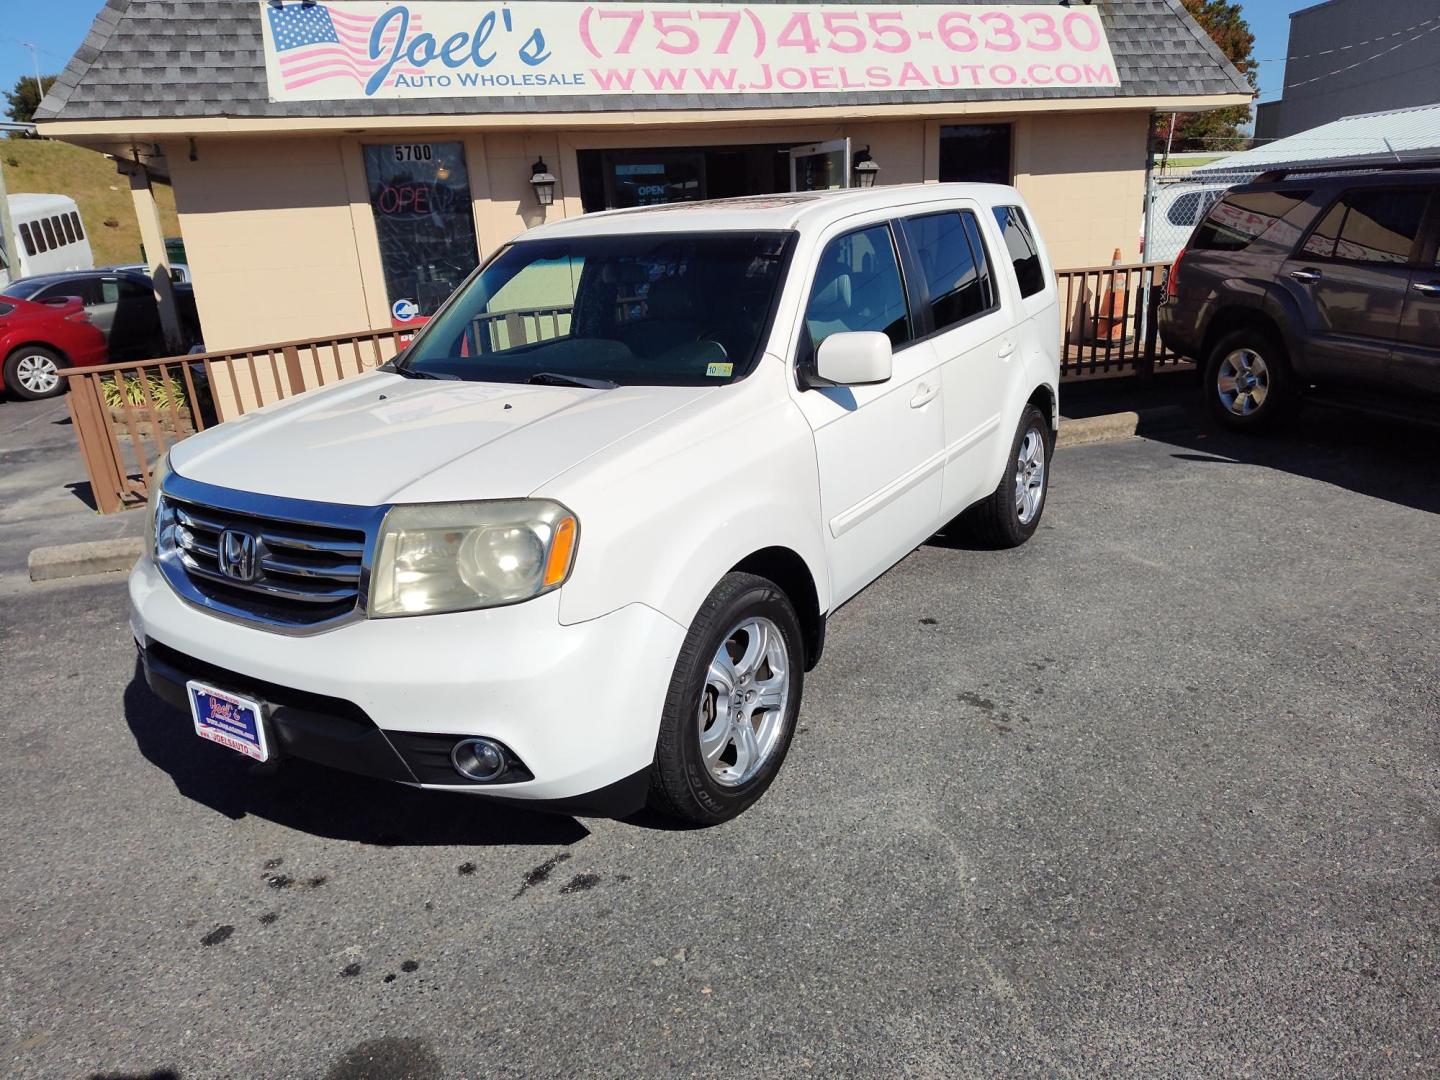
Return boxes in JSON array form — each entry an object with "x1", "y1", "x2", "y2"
[{"x1": 186, "y1": 680, "x2": 270, "y2": 763}]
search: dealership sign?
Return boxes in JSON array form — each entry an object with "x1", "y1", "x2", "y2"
[{"x1": 260, "y1": 1, "x2": 1120, "y2": 101}]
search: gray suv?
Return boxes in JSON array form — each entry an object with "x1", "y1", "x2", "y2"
[{"x1": 1158, "y1": 167, "x2": 1440, "y2": 430}]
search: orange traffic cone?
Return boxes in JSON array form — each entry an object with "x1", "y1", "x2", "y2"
[{"x1": 1089, "y1": 248, "x2": 1129, "y2": 344}]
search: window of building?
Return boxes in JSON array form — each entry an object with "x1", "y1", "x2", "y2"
[
  {"x1": 901, "y1": 210, "x2": 997, "y2": 332},
  {"x1": 19, "y1": 223, "x2": 36, "y2": 256},
  {"x1": 1300, "y1": 189, "x2": 1429, "y2": 265},
  {"x1": 806, "y1": 224, "x2": 911, "y2": 351},
  {"x1": 992, "y1": 205, "x2": 1046, "y2": 299},
  {"x1": 362, "y1": 142, "x2": 480, "y2": 320},
  {"x1": 1190, "y1": 190, "x2": 1312, "y2": 253},
  {"x1": 938, "y1": 125, "x2": 1013, "y2": 185}
]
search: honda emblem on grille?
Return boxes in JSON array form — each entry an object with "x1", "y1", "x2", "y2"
[{"x1": 218, "y1": 529, "x2": 259, "y2": 583}]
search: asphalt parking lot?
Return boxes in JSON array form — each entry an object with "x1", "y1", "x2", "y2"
[{"x1": 2, "y1": 396, "x2": 1437, "y2": 1079}]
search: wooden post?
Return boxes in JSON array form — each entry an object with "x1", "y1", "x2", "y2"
[
  {"x1": 282, "y1": 345, "x2": 306, "y2": 396},
  {"x1": 65, "y1": 374, "x2": 126, "y2": 514},
  {"x1": 1140, "y1": 265, "x2": 1162, "y2": 382}
]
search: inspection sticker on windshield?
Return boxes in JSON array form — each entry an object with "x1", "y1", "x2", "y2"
[
  {"x1": 706, "y1": 362, "x2": 733, "y2": 377},
  {"x1": 187, "y1": 680, "x2": 269, "y2": 762}
]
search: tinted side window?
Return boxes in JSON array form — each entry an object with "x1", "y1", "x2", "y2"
[
  {"x1": 1191, "y1": 190, "x2": 1311, "y2": 252},
  {"x1": 806, "y1": 224, "x2": 911, "y2": 350},
  {"x1": 19, "y1": 223, "x2": 36, "y2": 256},
  {"x1": 992, "y1": 205, "x2": 1046, "y2": 299},
  {"x1": 40, "y1": 218, "x2": 58, "y2": 249},
  {"x1": 117, "y1": 277, "x2": 154, "y2": 300},
  {"x1": 60, "y1": 214, "x2": 76, "y2": 244},
  {"x1": 1300, "y1": 189, "x2": 1428, "y2": 265},
  {"x1": 900, "y1": 211, "x2": 995, "y2": 332},
  {"x1": 69, "y1": 212, "x2": 85, "y2": 240}
]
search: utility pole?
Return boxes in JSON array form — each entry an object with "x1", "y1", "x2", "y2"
[{"x1": 19, "y1": 43, "x2": 45, "y2": 97}]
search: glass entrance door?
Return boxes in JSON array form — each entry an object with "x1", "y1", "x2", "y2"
[{"x1": 789, "y1": 139, "x2": 851, "y2": 192}]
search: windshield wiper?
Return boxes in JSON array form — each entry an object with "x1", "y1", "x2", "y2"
[
  {"x1": 527, "y1": 371, "x2": 618, "y2": 390},
  {"x1": 378, "y1": 361, "x2": 460, "y2": 381}
]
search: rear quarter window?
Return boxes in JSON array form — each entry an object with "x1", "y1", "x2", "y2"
[
  {"x1": 1190, "y1": 190, "x2": 1312, "y2": 253},
  {"x1": 991, "y1": 205, "x2": 1046, "y2": 298}
]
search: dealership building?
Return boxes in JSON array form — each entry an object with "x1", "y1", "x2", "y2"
[{"x1": 37, "y1": 0, "x2": 1249, "y2": 351}]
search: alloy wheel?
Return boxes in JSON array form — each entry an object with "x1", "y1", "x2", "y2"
[
  {"x1": 697, "y1": 616, "x2": 790, "y2": 787},
  {"x1": 1014, "y1": 428, "x2": 1046, "y2": 526},
  {"x1": 1216, "y1": 348, "x2": 1270, "y2": 417}
]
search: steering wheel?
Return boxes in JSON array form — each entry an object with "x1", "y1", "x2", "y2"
[{"x1": 695, "y1": 329, "x2": 728, "y2": 358}]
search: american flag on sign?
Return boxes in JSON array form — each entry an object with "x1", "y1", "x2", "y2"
[{"x1": 266, "y1": 3, "x2": 424, "y2": 91}]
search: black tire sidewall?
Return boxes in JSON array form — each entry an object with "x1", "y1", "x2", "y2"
[
  {"x1": 1204, "y1": 329, "x2": 1290, "y2": 430},
  {"x1": 5, "y1": 346, "x2": 65, "y2": 401},
  {"x1": 657, "y1": 575, "x2": 805, "y2": 824}
]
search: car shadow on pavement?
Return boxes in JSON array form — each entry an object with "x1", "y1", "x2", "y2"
[
  {"x1": 1155, "y1": 404, "x2": 1439, "y2": 516},
  {"x1": 122, "y1": 663, "x2": 589, "y2": 848},
  {"x1": 1064, "y1": 374, "x2": 1439, "y2": 516}
]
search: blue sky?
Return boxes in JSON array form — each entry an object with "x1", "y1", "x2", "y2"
[{"x1": 1, "y1": 0, "x2": 1316, "y2": 119}]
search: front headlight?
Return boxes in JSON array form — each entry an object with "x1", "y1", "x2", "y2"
[
  {"x1": 145, "y1": 452, "x2": 172, "y2": 556},
  {"x1": 368, "y1": 499, "x2": 579, "y2": 617}
]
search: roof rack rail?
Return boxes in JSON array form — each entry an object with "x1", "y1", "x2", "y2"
[{"x1": 1254, "y1": 158, "x2": 1440, "y2": 183}]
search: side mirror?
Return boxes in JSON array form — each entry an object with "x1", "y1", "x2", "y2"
[{"x1": 814, "y1": 331, "x2": 893, "y2": 387}]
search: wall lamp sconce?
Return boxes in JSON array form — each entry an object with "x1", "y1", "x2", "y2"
[
  {"x1": 530, "y1": 157, "x2": 558, "y2": 207},
  {"x1": 852, "y1": 146, "x2": 880, "y2": 189}
]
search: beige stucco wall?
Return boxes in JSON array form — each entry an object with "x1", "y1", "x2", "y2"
[
  {"x1": 1013, "y1": 111, "x2": 1150, "y2": 269},
  {"x1": 166, "y1": 137, "x2": 377, "y2": 351},
  {"x1": 163, "y1": 110, "x2": 1150, "y2": 350}
]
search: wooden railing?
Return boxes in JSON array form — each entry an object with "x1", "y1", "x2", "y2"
[
  {"x1": 1055, "y1": 261, "x2": 1184, "y2": 380},
  {"x1": 61, "y1": 261, "x2": 1182, "y2": 514}
]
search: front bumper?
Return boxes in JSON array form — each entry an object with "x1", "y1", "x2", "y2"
[{"x1": 129, "y1": 555, "x2": 686, "y2": 814}]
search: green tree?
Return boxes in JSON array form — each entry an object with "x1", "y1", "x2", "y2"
[
  {"x1": 1155, "y1": 0, "x2": 1257, "y2": 155},
  {"x1": 5, "y1": 74, "x2": 58, "y2": 133}
]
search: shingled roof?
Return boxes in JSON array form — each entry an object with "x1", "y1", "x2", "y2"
[{"x1": 37, "y1": 0, "x2": 1252, "y2": 123}]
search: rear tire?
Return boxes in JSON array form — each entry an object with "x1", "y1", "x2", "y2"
[
  {"x1": 1204, "y1": 327, "x2": 1296, "y2": 432},
  {"x1": 648, "y1": 572, "x2": 804, "y2": 826},
  {"x1": 4, "y1": 346, "x2": 65, "y2": 400},
  {"x1": 960, "y1": 404, "x2": 1053, "y2": 549}
]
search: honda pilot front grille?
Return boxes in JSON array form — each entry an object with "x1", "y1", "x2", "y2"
[{"x1": 155, "y1": 474, "x2": 387, "y2": 634}]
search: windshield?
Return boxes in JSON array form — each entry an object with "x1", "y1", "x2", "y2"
[{"x1": 396, "y1": 231, "x2": 794, "y2": 387}]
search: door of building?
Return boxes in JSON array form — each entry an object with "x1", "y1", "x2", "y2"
[{"x1": 789, "y1": 140, "x2": 851, "y2": 192}]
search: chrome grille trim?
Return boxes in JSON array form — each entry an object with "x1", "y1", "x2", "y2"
[{"x1": 155, "y1": 472, "x2": 390, "y2": 636}]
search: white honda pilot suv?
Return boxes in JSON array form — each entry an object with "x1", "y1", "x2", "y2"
[{"x1": 133, "y1": 184, "x2": 1060, "y2": 824}]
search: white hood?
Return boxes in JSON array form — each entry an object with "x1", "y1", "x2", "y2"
[{"x1": 169, "y1": 372, "x2": 714, "y2": 506}]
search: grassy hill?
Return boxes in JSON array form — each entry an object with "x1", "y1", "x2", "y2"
[{"x1": 2, "y1": 138, "x2": 180, "y2": 268}]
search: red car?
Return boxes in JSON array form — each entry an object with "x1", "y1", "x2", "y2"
[{"x1": 0, "y1": 293, "x2": 109, "y2": 400}]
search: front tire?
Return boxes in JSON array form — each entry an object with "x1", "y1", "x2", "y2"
[
  {"x1": 961, "y1": 403, "x2": 1053, "y2": 548},
  {"x1": 5, "y1": 346, "x2": 66, "y2": 400},
  {"x1": 1204, "y1": 327, "x2": 1295, "y2": 432},
  {"x1": 649, "y1": 572, "x2": 804, "y2": 825}
]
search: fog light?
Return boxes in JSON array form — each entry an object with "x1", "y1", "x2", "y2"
[{"x1": 451, "y1": 737, "x2": 507, "y2": 782}]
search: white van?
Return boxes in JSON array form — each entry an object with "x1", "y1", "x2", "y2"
[
  {"x1": 132, "y1": 184, "x2": 1061, "y2": 824},
  {"x1": 1142, "y1": 182, "x2": 1231, "y2": 263},
  {"x1": 8, "y1": 194, "x2": 95, "y2": 280}
]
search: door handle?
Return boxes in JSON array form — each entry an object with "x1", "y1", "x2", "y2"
[
  {"x1": 910, "y1": 382, "x2": 938, "y2": 408},
  {"x1": 1412, "y1": 281, "x2": 1440, "y2": 296},
  {"x1": 1289, "y1": 269, "x2": 1322, "y2": 284},
  {"x1": 997, "y1": 337, "x2": 1017, "y2": 359}
]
